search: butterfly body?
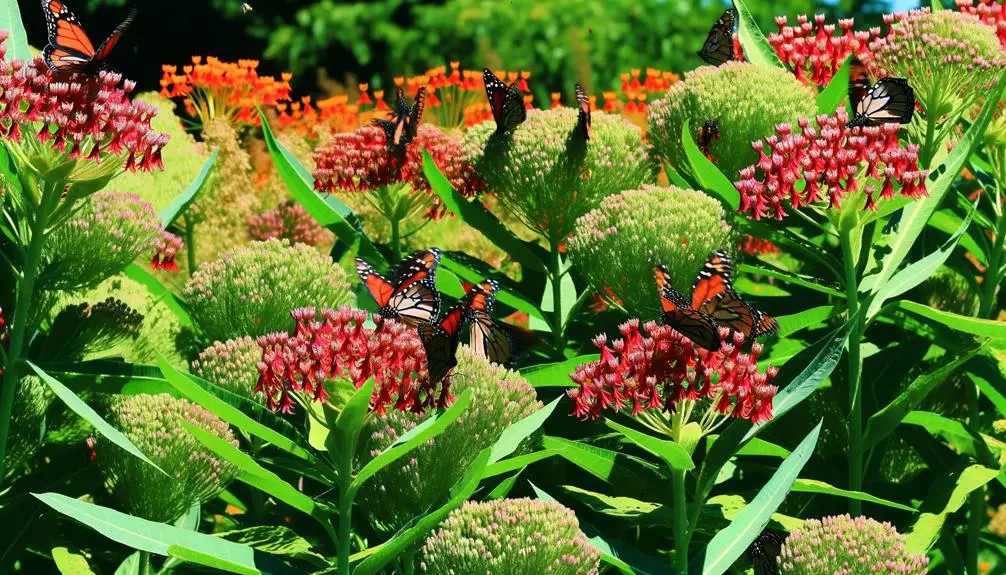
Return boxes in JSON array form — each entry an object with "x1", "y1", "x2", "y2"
[
  {"x1": 357, "y1": 249, "x2": 442, "y2": 328},
  {"x1": 41, "y1": 0, "x2": 136, "y2": 75},
  {"x1": 419, "y1": 300, "x2": 468, "y2": 385},
  {"x1": 698, "y1": 9, "x2": 736, "y2": 66},
  {"x1": 654, "y1": 264, "x2": 722, "y2": 351},
  {"x1": 691, "y1": 250, "x2": 779, "y2": 340},
  {"x1": 847, "y1": 59, "x2": 915, "y2": 128},
  {"x1": 483, "y1": 68, "x2": 526, "y2": 135},
  {"x1": 698, "y1": 119, "x2": 720, "y2": 156},
  {"x1": 373, "y1": 86, "x2": 426, "y2": 155},
  {"x1": 574, "y1": 83, "x2": 591, "y2": 142},
  {"x1": 464, "y1": 279, "x2": 514, "y2": 367},
  {"x1": 749, "y1": 530, "x2": 785, "y2": 575}
]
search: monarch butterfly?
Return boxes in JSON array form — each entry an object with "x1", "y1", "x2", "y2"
[
  {"x1": 373, "y1": 86, "x2": 426, "y2": 156},
  {"x1": 748, "y1": 530, "x2": 785, "y2": 575},
  {"x1": 697, "y1": 9, "x2": 736, "y2": 66},
  {"x1": 654, "y1": 264, "x2": 722, "y2": 352},
  {"x1": 356, "y1": 249, "x2": 442, "y2": 329},
  {"x1": 697, "y1": 119, "x2": 720, "y2": 157},
  {"x1": 483, "y1": 67, "x2": 526, "y2": 135},
  {"x1": 85, "y1": 434, "x2": 97, "y2": 461},
  {"x1": 847, "y1": 58, "x2": 915, "y2": 128},
  {"x1": 418, "y1": 300, "x2": 469, "y2": 385},
  {"x1": 41, "y1": 0, "x2": 136, "y2": 75},
  {"x1": 463, "y1": 279, "x2": 513, "y2": 367},
  {"x1": 574, "y1": 83, "x2": 591, "y2": 142},
  {"x1": 691, "y1": 249, "x2": 779, "y2": 339}
]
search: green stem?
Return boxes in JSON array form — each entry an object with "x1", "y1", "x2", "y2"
[
  {"x1": 840, "y1": 226, "x2": 863, "y2": 516},
  {"x1": 920, "y1": 108, "x2": 939, "y2": 169},
  {"x1": 184, "y1": 216, "x2": 197, "y2": 276},
  {"x1": 138, "y1": 550, "x2": 153, "y2": 575},
  {"x1": 0, "y1": 180, "x2": 58, "y2": 479},
  {"x1": 389, "y1": 216, "x2": 401, "y2": 263},
  {"x1": 337, "y1": 443, "x2": 354, "y2": 575},
  {"x1": 671, "y1": 469, "x2": 689, "y2": 574},
  {"x1": 400, "y1": 549, "x2": 416, "y2": 575},
  {"x1": 548, "y1": 238, "x2": 564, "y2": 357}
]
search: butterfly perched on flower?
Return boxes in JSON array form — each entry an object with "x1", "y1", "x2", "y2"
[
  {"x1": 483, "y1": 67, "x2": 527, "y2": 135},
  {"x1": 356, "y1": 248, "x2": 442, "y2": 329},
  {"x1": 373, "y1": 86, "x2": 427, "y2": 156},
  {"x1": 748, "y1": 530, "x2": 785, "y2": 575},
  {"x1": 463, "y1": 279, "x2": 514, "y2": 367},
  {"x1": 419, "y1": 299, "x2": 469, "y2": 385},
  {"x1": 691, "y1": 249, "x2": 779, "y2": 340},
  {"x1": 574, "y1": 83, "x2": 592, "y2": 142},
  {"x1": 698, "y1": 9, "x2": 736, "y2": 66},
  {"x1": 654, "y1": 264, "x2": 722, "y2": 352},
  {"x1": 698, "y1": 119, "x2": 720, "y2": 157},
  {"x1": 41, "y1": 0, "x2": 136, "y2": 75},
  {"x1": 847, "y1": 58, "x2": 915, "y2": 128}
]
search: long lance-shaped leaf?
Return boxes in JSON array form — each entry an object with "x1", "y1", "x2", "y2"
[
  {"x1": 123, "y1": 263, "x2": 193, "y2": 328},
  {"x1": 818, "y1": 56, "x2": 852, "y2": 114},
  {"x1": 0, "y1": 0, "x2": 30, "y2": 61},
  {"x1": 906, "y1": 464, "x2": 999, "y2": 553},
  {"x1": 891, "y1": 300, "x2": 1006, "y2": 339},
  {"x1": 733, "y1": 0, "x2": 784, "y2": 68},
  {"x1": 682, "y1": 120, "x2": 740, "y2": 210},
  {"x1": 159, "y1": 148, "x2": 219, "y2": 228}
]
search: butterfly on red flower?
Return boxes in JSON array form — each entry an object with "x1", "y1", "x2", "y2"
[
  {"x1": 41, "y1": 0, "x2": 136, "y2": 75},
  {"x1": 654, "y1": 264, "x2": 722, "y2": 352},
  {"x1": 357, "y1": 249, "x2": 442, "y2": 328},
  {"x1": 847, "y1": 57, "x2": 916, "y2": 128},
  {"x1": 418, "y1": 299, "x2": 468, "y2": 385},
  {"x1": 691, "y1": 249, "x2": 779, "y2": 340},
  {"x1": 373, "y1": 86, "x2": 426, "y2": 156}
]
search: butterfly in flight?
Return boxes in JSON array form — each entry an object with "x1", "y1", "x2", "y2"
[
  {"x1": 373, "y1": 86, "x2": 426, "y2": 156},
  {"x1": 748, "y1": 530, "x2": 785, "y2": 575},
  {"x1": 847, "y1": 58, "x2": 915, "y2": 128},
  {"x1": 463, "y1": 279, "x2": 514, "y2": 367},
  {"x1": 691, "y1": 249, "x2": 779, "y2": 340},
  {"x1": 41, "y1": 0, "x2": 136, "y2": 75},
  {"x1": 418, "y1": 299, "x2": 469, "y2": 385},
  {"x1": 574, "y1": 83, "x2": 592, "y2": 142},
  {"x1": 654, "y1": 264, "x2": 722, "y2": 352},
  {"x1": 697, "y1": 9, "x2": 736, "y2": 66},
  {"x1": 356, "y1": 248, "x2": 442, "y2": 329},
  {"x1": 697, "y1": 119, "x2": 720, "y2": 157},
  {"x1": 483, "y1": 67, "x2": 527, "y2": 135}
]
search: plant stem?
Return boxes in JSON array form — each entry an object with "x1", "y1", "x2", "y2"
[
  {"x1": 337, "y1": 443, "x2": 354, "y2": 575},
  {"x1": 401, "y1": 549, "x2": 416, "y2": 575},
  {"x1": 390, "y1": 216, "x2": 401, "y2": 263},
  {"x1": 671, "y1": 469, "x2": 689, "y2": 574},
  {"x1": 0, "y1": 180, "x2": 58, "y2": 479},
  {"x1": 840, "y1": 226, "x2": 863, "y2": 516},
  {"x1": 548, "y1": 237, "x2": 564, "y2": 357},
  {"x1": 184, "y1": 215, "x2": 197, "y2": 275},
  {"x1": 920, "y1": 108, "x2": 939, "y2": 169},
  {"x1": 138, "y1": 551, "x2": 153, "y2": 575}
]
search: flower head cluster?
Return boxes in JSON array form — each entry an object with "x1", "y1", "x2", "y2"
[
  {"x1": 567, "y1": 319, "x2": 778, "y2": 423},
  {"x1": 778, "y1": 514, "x2": 929, "y2": 575},
  {"x1": 248, "y1": 200, "x2": 329, "y2": 247},
  {"x1": 255, "y1": 306, "x2": 437, "y2": 414},
  {"x1": 568, "y1": 185, "x2": 732, "y2": 318},
  {"x1": 359, "y1": 347, "x2": 542, "y2": 531},
  {"x1": 612, "y1": 68, "x2": 680, "y2": 116},
  {"x1": 160, "y1": 57, "x2": 291, "y2": 126},
  {"x1": 3, "y1": 376, "x2": 50, "y2": 478},
  {"x1": 0, "y1": 38, "x2": 166, "y2": 182},
  {"x1": 465, "y1": 107, "x2": 655, "y2": 242},
  {"x1": 193, "y1": 336, "x2": 260, "y2": 399},
  {"x1": 100, "y1": 393, "x2": 238, "y2": 523},
  {"x1": 769, "y1": 15, "x2": 881, "y2": 87},
  {"x1": 150, "y1": 231, "x2": 183, "y2": 272},
  {"x1": 869, "y1": 8, "x2": 1005, "y2": 119},
  {"x1": 400, "y1": 63, "x2": 530, "y2": 129},
  {"x1": 648, "y1": 62, "x2": 816, "y2": 180},
  {"x1": 420, "y1": 498, "x2": 600, "y2": 575},
  {"x1": 40, "y1": 191, "x2": 163, "y2": 292},
  {"x1": 277, "y1": 94, "x2": 362, "y2": 138},
  {"x1": 183, "y1": 239, "x2": 353, "y2": 342},
  {"x1": 957, "y1": 0, "x2": 1006, "y2": 49},
  {"x1": 740, "y1": 235, "x2": 780, "y2": 256},
  {"x1": 735, "y1": 108, "x2": 927, "y2": 220}
]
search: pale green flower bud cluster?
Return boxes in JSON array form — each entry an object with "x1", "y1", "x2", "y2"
[
  {"x1": 648, "y1": 62, "x2": 816, "y2": 180},
  {"x1": 100, "y1": 393, "x2": 238, "y2": 523},
  {"x1": 420, "y1": 498, "x2": 600, "y2": 575},
  {"x1": 193, "y1": 336, "x2": 260, "y2": 399},
  {"x1": 779, "y1": 514, "x2": 929, "y2": 575},
  {"x1": 358, "y1": 347, "x2": 542, "y2": 532},
  {"x1": 568, "y1": 185, "x2": 732, "y2": 318},
  {"x1": 183, "y1": 239, "x2": 352, "y2": 342},
  {"x1": 3, "y1": 376, "x2": 52, "y2": 479},
  {"x1": 464, "y1": 107, "x2": 655, "y2": 242}
]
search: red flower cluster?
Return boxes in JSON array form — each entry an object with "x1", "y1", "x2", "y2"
[
  {"x1": 735, "y1": 109, "x2": 927, "y2": 220},
  {"x1": 567, "y1": 319, "x2": 777, "y2": 422},
  {"x1": 740, "y1": 235, "x2": 780, "y2": 256},
  {"x1": 769, "y1": 15, "x2": 880, "y2": 87},
  {"x1": 150, "y1": 231, "x2": 182, "y2": 272},
  {"x1": 255, "y1": 307, "x2": 443, "y2": 415},
  {"x1": 956, "y1": 0, "x2": 1006, "y2": 48},
  {"x1": 0, "y1": 34, "x2": 166, "y2": 172},
  {"x1": 403, "y1": 125, "x2": 485, "y2": 218},
  {"x1": 248, "y1": 200, "x2": 328, "y2": 246}
]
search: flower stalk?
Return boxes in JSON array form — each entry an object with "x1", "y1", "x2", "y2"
[
  {"x1": 549, "y1": 237, "x2": 565, "y2": 355},
  {"x1": 840, "y1": 224, "x2": 864, "y2": 515}
]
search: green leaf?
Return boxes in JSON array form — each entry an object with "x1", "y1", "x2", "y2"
[
  {"x1": 183, "y1": 423, "x2": 327, "y2": 522},
  {"x1": 114, "y1": 552, "x2": 140, "y2": 575},
  {"x1": 157, "y1": 355, "x2": 313, "y2": 461},
  {"x1": 681, "y1": 120, "x2": 740, "y2": 210},
  {"x1": 159, "y1": 148, "x2": 219, "y2": 228},
  {"x1": 736, "y1": 264, "x2": 844, "y2": 298},
  {"x1": 605, "y1": 419, "x2": 694, "y2": 471},
  {"x1": 333, "y1": 378, "x2": 374, "y2": 441},
  {"x1": 932, "y1": 0, "x2": 945, "y2": 10},
  {"x1": 34, "y1": 493, "x2": 305, "y2": 575},
  {"x1": 817, "y1": 56, "x2": 851, "y2": 115},
  {"x1": 489, "y1": 396, "x2": 561, "y2": 464},
  {"x1": 733, "y1": 0, "x2": 784, "y2": 68},
  {"x1": 867, "y1": 68, "x2": 1006, "y2": 294},
  {"x1": 893, "y1": 300, "x2": 1006, "y2": 339},
  {"x1": 123, "y1": 263, "x2": 193, "y2": 328},
  {"x1": 775, "y1": 305, "x2": 839, "y2": 337},
  {"x1": 732, "y1": 437, "x2": 790, "y2": 458},
  {"x1": 903, "y1": 411, "x2": 988, "y2": 456},
  {"x1": 486, "y1": 470, "x2": 522, "y2": 500},
  {"x1": 540, "y1": 254, "x2": 578, "y2": 331},
  {"x1": 52, "y1": 547, "x2": 97, "y2": 575},
  {"x1": 690, "y1": 421, "x2": 821, "y2": 575},
  {"x1": 258, "y1": 108, "x2": 383, "y2": 266},
  {"x1": 791, "y1": 478, "x2": 916, "y2": 511},
  {"x1": 867, "y1": 202, "x2": 976, "y2": 318},
  {"x1": 929, "y1": 209, "x2": 986, "y2": 264},
  {"x1": 520, "y1": 354, "x2": 599, "y2": 387},
  {"x1": 353, "y1": 448, "x2": 491, "y2": 575},
  {"x1": 563, "y1": 485, "x2": 670, "y2": 523},
  {"x1": 906, "y1": 464, "x2": 999, "y2": 553},
  {"x1": 423, "y1": 149, "x2": 546, "y2": 273},
  {"x1": 352, "y1": 389, "x2": 472, "y2": 490},
  {"x1": 542, "y1": 435, "x2": 658, "y2": 494},
  {"x1": 484, "y1": 448, "x2": 563, "y2": 477},
  {"x1": 863, "y1": 346, "x2": 980, "y2": 447},
  {"x1": 217, "y1": 526, "x2": 328, "y2": 568},
  {"x1": 0, "y1": 0, "x2": 30, "y2": 62},
  {"x1": 27, "y1": 361, "x2": 166, "y2": 476},
  {"x1": 440, "y1": 254, "x2": 545, "y2": 321},
  {"x1": 968, "y1": 370, "x2": 1006, "y2": 418}
]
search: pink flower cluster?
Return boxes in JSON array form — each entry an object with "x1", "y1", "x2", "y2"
[
  {"x1": 150, "y1": 231, "x2": 182, "y2": 272},
  {"x1": 256, "y1": 306, "x2": 443, "y2": 415},
  {"x1": 0, "y1": 34, "x2": 167, "y2": 171},
  {"x1": 769, "y1": 15, "x2": 881, "y2": 87},
  {"x1": 247, "y1": 200, "x2": 328, "y2": 246},
  {"x1": 403, "y1": 125, "x2": 485, "y2": 219},
  {"x1": 567, "y1": 319, "x2": 777, "y2": 422},
  {"x1": 957, "y1": 0, "x2": 1006, "y2": 48},
  {"x1": 735, "y1": 109, "x2": 927, "y2": 220}
]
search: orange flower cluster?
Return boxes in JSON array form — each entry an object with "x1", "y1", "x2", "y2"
[
  {"x1": 276, "y1": 94, "x2": 362, "y2": 139},
  {"x1": 160, "y1": 57, "x2": 292, "y2": 127},
  {"x1": 606, "y1": 68, "x2": 680, "y2": 114}
]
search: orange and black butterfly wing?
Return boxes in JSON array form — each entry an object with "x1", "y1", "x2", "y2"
[
  {"x1": 374, "y1": 87, "x2": 412, "y2": 154},
  {"x1": 419, "y1": 302, "x2": 467, "y2": 385},
  {"x1": 382, "y1": 248, "x2": 442, "y2": 327},
  {"x1": 691, "y1": 250, "x2": 757, "y2": 338},
  {"x1": 752, "y1": 308, "x2": 780, "y2": 338},
  {"x1": 356, "y1": 258, "x2": 397, "y2": 310},
  {"x1": 407, "y1": 86, "x2": 426, "y2": 140},
  {"x1": 93, "y1": 7, "x2": 136, "y2": 64},
  {"x1": 574, "y1": 83, "x2": 591, "y2": 141},
  {"x1": 464, "y1": 279, "x2": 513, "y2": 366},
  {"x1": 698, "y1": 9, "x2": 736, "y2": 66},
  {"x1": 848, "y1": 57, "x2": 871, "y2": 115},
  {"x1": 654, "y1": 265, "x2": 721, "y2": 351},
  {"x1": 42, "y1": 0, "x2": 97, "y2": 72}
]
